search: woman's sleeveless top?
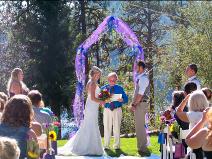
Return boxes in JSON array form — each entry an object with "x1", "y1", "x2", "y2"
[
  {"x1": 0, "y1": 123, "x2": 29, "y2": 158},
  {"x1": 203, "y1": 150, "x2": 212, "y2": 159}
]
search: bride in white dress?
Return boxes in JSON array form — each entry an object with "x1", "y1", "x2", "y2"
[{"x1": 58, "y1": 66, "x2": 105, "y2": 156}]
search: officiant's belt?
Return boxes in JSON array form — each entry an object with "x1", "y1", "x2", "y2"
[{"x1": 105, "y1": 105, "x2": 122, "y2": 109}]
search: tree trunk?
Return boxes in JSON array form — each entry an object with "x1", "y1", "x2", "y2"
[
  {"x1": 79, "y1": 0, "x2": 89, "y2": 83},
  {"x1": 146, "y1": 1, "x2": 155, "y2": 125}
]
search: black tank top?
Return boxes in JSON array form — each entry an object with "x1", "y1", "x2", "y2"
[{"x1": 203, "y1": 151, "x2": 212, "y2": 159}]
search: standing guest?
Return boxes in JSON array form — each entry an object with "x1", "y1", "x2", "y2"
[
  {"x1": 0, "y1": 92, "x2": 8, "y2": 119},
  {"x1": 185, "y1": 63, "x2": 201, "y2": 89},
  {"x1": 176, "y1": 91, "x2": 209, "y2": 159},
  {"x1": 28, "y1": 90, "x2": 52, "y2": 128},
  {"x1": 7, "y1": 68, "x2": 29, "y2": 98},
  {"x1": 102, "y1": 72, "x2": 128, "y2": 150},
  {"x1": 0, "y1": 95, "x2": 37, "y2": 158},
  {"x1": 0, "y1": 137, "x2": 20, "y2": 159},
  {"x1": 186, "y1": 107, "x2": 212, "y2": 159},
  {"x1": 130, "y1": 60, "x2": 150, "y2": 156}
]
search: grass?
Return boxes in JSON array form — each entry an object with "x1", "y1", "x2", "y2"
[{"x1": 58, "y1": 136, "x2": 160, "y2": 157}]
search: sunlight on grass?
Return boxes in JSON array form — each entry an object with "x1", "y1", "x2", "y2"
[{"x1": 58, "y1": 136, "x2": 160, "y2": 157}]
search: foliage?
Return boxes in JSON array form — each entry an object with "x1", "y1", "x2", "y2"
[
  {"x1": 0, "y1": 1, "x2": 30, "y2": 93},
  {"x1": 158, "y1": 1, "x2": 212, "y2": 90},
  {"x1": 0, "y1": 1, "x2": 76, "y2": 117},
  {"x1": 122, "y1": 1, "x2": 171, "y2": 114}
]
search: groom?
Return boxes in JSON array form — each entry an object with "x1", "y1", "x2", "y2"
[
  {"x1": 102, "y1": 72, "x2": 128, "y2": 150},
  {"x1": 130, "y1": 60, "x2": 150, "y2": 155}
]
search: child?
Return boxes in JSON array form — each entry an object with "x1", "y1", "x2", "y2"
[{"x1": 0, "y1": 137, "x2": 20, "y2": 159}]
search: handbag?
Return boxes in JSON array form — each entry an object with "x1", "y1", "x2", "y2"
[{"x1": 174, "y1": 143, "x2": 185, "y2": 158}]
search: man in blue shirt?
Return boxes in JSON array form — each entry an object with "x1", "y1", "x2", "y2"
[{"x1": 101, "y1": 72, "x2": 128, "y2": 150}]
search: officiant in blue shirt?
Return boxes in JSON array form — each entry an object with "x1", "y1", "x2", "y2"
[{"x1": 101, "y1": 72, "x2": 128, "y2": 150}]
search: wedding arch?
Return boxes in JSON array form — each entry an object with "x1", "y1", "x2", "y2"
[{"x1": 73, "y1": 16, "x2": 144, "y2": 126}]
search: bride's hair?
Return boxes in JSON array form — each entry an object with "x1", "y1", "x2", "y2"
[{"x1": 89, "y1": 66, "x2": 102, "y2": 78}]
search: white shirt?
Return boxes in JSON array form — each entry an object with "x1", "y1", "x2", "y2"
[
  {"x1": 136, "y1": 73, "x2": 149, "y2": 95},
  {"x1": 186, "y1": 111, "x2": 203, "y2": 130},
  {"x1": 188, "y1": 76, "x2": 201, "y2": 90}
]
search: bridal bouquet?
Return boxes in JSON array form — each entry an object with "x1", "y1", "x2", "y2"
[{"x1": 98, "y1": 89, "x2": 111, "y2": 102}]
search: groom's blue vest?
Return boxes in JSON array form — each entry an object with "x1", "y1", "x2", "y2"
[{"x1": 101, "y1": 84, "x2": 128, "y2": 109}]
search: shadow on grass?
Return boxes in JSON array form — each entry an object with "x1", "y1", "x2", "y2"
[
  {"x1": 138, "y1": 148, "x2": 152, "y2": 157},
  {"x1": 105, "y1": 148, "x2": 128, "y2": 157}
]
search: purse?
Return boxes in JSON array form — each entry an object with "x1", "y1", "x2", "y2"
[{"x1": 174, "y1": 143, "x2": 185, "y2": 158}]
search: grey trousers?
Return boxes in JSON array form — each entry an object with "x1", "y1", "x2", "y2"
[{"x1": 134, "y1": 102, "x2": 148, "y2": 151}]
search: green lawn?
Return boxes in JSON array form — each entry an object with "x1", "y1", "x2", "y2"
[{"x1": 58, "y1": 136, "x2": 160, "y2": 157}]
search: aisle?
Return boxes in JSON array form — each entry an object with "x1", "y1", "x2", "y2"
[{"x1": 56, "y1": 154, "x2": 160, "y2": 159}]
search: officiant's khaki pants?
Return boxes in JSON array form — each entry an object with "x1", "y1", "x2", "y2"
[
  {"x1": 103, "y1": 107, "x2": 122, "y2": 149},
  {"x1": 134, "y1": 102, "x2": 148, "y2": 151}
]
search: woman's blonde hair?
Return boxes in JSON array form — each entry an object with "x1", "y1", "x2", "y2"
[
  {"x1": 7, "y1": 68, "x2": 23, "y2": 92},
  {"x1": 0, "y1": 137, "x2": 20, "y2": 159},
  {"x1": 89, "y1": 66, "x2": 102, "y2": 79},
  {"x1": 206, "y1": 108, "x2": 212, "y2": 146},
  {"x1": 188, "y1": 91, "x2": 209, "y2": 112}
]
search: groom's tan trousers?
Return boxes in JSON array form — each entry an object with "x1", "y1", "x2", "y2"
[
  {"x1": 103, "y1": 107, "x2": 122, "y2": 149},
  {"x1": 134, "y1": 102, "x2": 148, "y2": 151}
]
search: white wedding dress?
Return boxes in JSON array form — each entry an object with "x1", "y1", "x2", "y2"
[{"x1": 58, "y1": 86, "x2": 104, "y2": 156}]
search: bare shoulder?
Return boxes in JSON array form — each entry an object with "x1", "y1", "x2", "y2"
[
  {"x1": 31, "y1": 122, "x2": 42, "y2": 136},
  {"x1": 89, "y1": 80, "x2": 96, "y2": 88},
  {"x1": 200, "y1": 127, "x2": 209, "y2": 136},
  {"x1": 27, "y1": 128, "x2": 38, "y2": 142}
]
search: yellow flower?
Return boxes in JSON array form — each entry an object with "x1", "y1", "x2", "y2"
[
  {"x1": 169, "y1": 124, "x2": 174, "y2": 132},
  {"x1": 28, "y1": 151, "x2": 39, "y2": 159},
  {"x1": 49, "y1": 130, "x2": 57, "y2": 141}
]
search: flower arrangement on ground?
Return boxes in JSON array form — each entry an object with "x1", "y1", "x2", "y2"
[
  {"x1": 42, "y1": 123, "x2": 57, "y2": 159},
  {"x1": 27, "y1": 140, "x2": 40, "y2": 159},
  {"x1": 159, "y1": 109, "x2": 175, "y2": 131}
]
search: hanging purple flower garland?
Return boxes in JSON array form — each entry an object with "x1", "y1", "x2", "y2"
[{"x1": 73, "y1": 16, "x2": 148, "y2": 143}]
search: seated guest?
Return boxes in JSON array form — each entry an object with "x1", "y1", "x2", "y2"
[
  {"x1": 175, "y1": 82, "x2": 197, "y2": 130},
  {"x1": 171, "y1": 90, "x2": 185, "y2": 111},
  {"x1": 31, "y1": 121, "x2": 42, "y2": 136},
  {"x1": 39, "y1": 100, "x2": 54, "y2": 116},
  {"x1": 186, "y1": 107, "x2": 212, "y2": 159},
  {"x1": 170, "y1": 91, "x2": 188, "y2": 152},
  {"x1": 176, "y1": 91, "x2": 209, "y2": 159},
  {"x1": 0, "y1": 137, "x2": 20, "y2": 159},
  {"x1": 7, "y1": 68, "x2": 29, "y2": 98},
  {"x1": 28, "y1": 90, "x2": 52, "y2": 128},
  {"x1": 202, "y1": 87, "x2": 212, "y2": 105},
  {"x1": 0, "y1": 95, "x2": 37, "y2": 158},
  {"x1": 0, "y1": 92, "x2": 8, "y2": 119}
]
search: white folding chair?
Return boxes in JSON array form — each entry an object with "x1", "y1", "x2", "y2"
[{"x1": 180, "y1": 128, "x2": 196, "y2": 159}]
